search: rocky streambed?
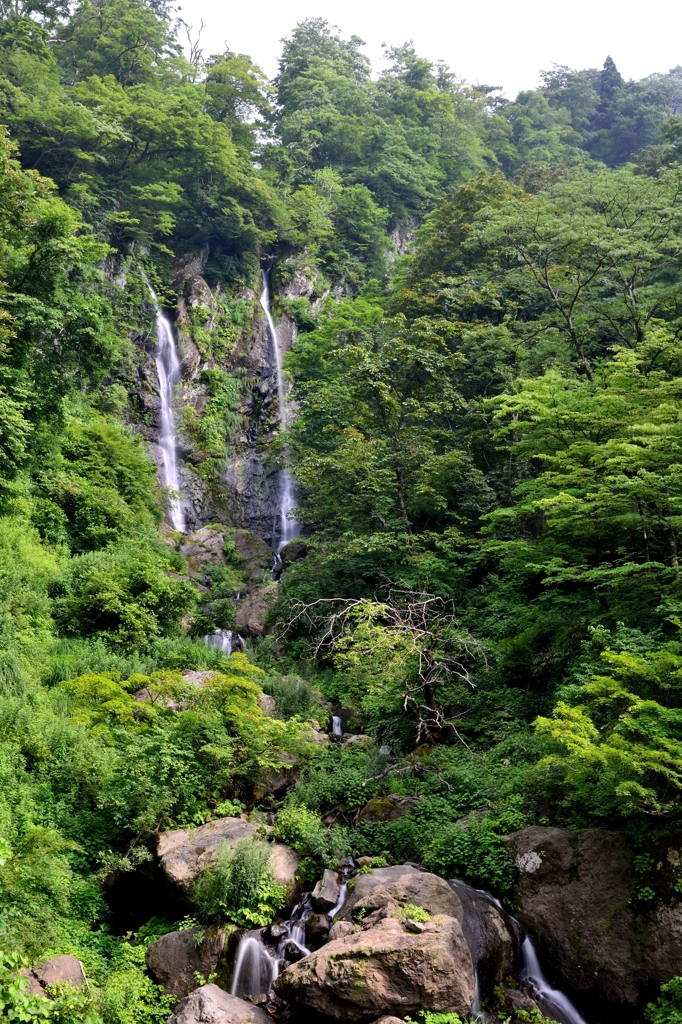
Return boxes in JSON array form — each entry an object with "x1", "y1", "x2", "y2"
[
  {"x1": 26, "y1": 817, "x2": 682, "y2": 1024},
  {"x1": 136, "y1": 825, "x2": 590, "y2": 1024}
]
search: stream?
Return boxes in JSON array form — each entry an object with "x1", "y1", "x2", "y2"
[{"x1": 229, "y1": 876, "x2": 588, "y2": 1024}]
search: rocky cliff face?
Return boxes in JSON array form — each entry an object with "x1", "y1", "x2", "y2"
[
  {"x1": 509, "y1": 825, "x2": 682, "y2": 1011},
  {"x1": 128, "y1": 253, "x2": 303, "y2": 547}
]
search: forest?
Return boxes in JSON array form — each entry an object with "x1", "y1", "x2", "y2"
[{"x1": 2, "y1": 0, "x2": 682, "y2": 1022}]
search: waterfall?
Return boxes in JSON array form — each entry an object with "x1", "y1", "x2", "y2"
[
  {"x1": 230, "y1": 897, "x2": 313, "y2": 1000},
  {"x1": 143, "y1": 274, "x2": 186, "y2": 533},
  {"x1": 259, "y1": 267, "x2": 299, "y2": 554},
  {"x1": 454, "y1": 882, "x2": 588, "y2": 1024},
  {"x1": 332, "y1": 716, "x2": 343, "y2": 736},
  {"x1": 520, "y1": 936, "x2": 588, "y2": 1024},
  {"x1": 204, "y1": 629, "x2": 233, "y2": 655},
  {"x1": 230, "y1": 932, "x2": 279, "y2": 1000},
  {"x1": 328, "y1": 883, "x2": 347, "y2": 919}
]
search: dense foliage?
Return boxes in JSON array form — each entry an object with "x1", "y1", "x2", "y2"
[{"x1": 3, "y1": 0, "x2": 682, "y2": 1018}]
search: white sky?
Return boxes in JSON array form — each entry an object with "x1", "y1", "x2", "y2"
[{"x1": 178, "y1": 0, "x2": 682, "y2": 98}]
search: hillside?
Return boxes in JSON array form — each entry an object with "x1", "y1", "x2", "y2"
[{"x1": 2, "y1": 3, "x2": 682, "y2": 1024}]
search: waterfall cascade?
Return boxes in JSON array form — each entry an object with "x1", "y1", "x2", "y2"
[
  {"x1": 143, "y1": 274, "x2": 186, "y2": 533},
  {"x1": 259, "y1": 267, "x2": 299, "y2": 554},
  {"x1": 331, "y1": 715, "x2": 343, "y2": 736},
  {"x1": 229, "y1": 879, "x2": 590, "y2": 1022},
  {"x1": 465, "y1": 885, "x2": 587, "y2": 1024},
  {"x1": 519, "y1": 936, "x2": 588, "y2": 1024}
]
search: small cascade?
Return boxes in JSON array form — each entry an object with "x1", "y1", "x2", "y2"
[
  {"x1": 143, "y1": 273, "x2": 186, "y2": 533},
  {"x1": 259, "y1": 266, "x2": 299, "y2": 554},
  {"x1": 457, "y1": 882, "x2": 588, "y2": 1024},
  {"x1": 332, "y1": 715, "x2": 343, "y2": 736},
  {"x1": 520, "y1": 936, "x2": 588, "y2": 1024},
  {"x1": 230, "y1": 932, "x2": 279, "y2": 1000},
  {"x1": 328, "y1": 883, "x2": 347, "y2": 919},
  {"x1": 230, "y1": 898, "x2": 311, "y2": 1000},
  {"x1": 471, "y1": 967, "x2": 482, "y2": 1018},
  {"x1": 204, "y1": 629, "x2": 234, "y2": 655},
  {"x1": 228, "y1": 870, "x2": 589, "y2": 1022}
]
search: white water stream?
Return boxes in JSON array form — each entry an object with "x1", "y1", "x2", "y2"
[
  {"x1": 520, "y1": 936, "x2": 588, "y2": 1024},
  {"x1": 229, "y1": 875, "x2": 589, "y2": 1023},
  {"x1": 143, "y1": 274, "x2": 186, "y2": 533},
  {"x1": 259, "y1": 268, "x2": 299, "y2": 554}
]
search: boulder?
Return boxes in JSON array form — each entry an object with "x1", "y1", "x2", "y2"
[
  {"x1": 167, "y1": 984, "x2": 271, "y2": 1024},
  {"x1": 227, "y1": 530, "x2": 274, "y2": 584},
  {"x1": 448, "y1": 880, "x2": 521, "y2": 1002},
  {"x1": 23, "y1": 955, "x2": 86, "y2": 997},
  {"x1": 280, "y1": 540, "x2": 308, "y2": 566},
  {"x1": 356, "y1": 795, "x2": 420, "y2": 824},
  {"x1": 273, "y1": 914, "x2": 475, "y2": 1022},
  {"x1": 509, "y1": 825, "x2": 682, "y2": 1008},
  {"x1": 146, "y1": 927, "x2": 228, "y2": 998},
  {"x1": 252, "y1": 752, "x2": 298, "y2": 800},
  {"x1": 180, "y1": 528, "x2": 226, "y2": 572},
  {"x1": 312, "y1": 869, "x2": 341, "y2": 912},
  {"x1": 234, "y1": 585, "x2": 278, "y2": 637},
  {"x1": 257, "y1": 693, "x2": 276, "y2": 714},
  {"x1": 306, "y1": 913, "x2": 332, "y2": 949},
  {"x1": 157, "y1": 817, "x2": 301, "y2": 904},
  {"x1": 341, "y1": 864, "x2": 463, "y2": 923},
  {"x1": 328, "y1": 920, "x2": 358, "y2": 942}
]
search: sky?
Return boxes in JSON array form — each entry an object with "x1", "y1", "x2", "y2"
[{"x1": 180, "y1": 0, "x2": 682, "y2": 98}]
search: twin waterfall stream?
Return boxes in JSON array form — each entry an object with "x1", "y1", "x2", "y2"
[
  {"x1": 146, "y1": 263, "x2": 298, "y2": 552},
  {"x1": 145, "y1": 270, "x2": 588, "y2": 1024}
]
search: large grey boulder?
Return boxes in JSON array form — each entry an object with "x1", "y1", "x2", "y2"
[
  {"x1": 273, "y1": 914, "x2": 475, "y2": 1021},
  {"x1": 312, "y1": 868, "x2": 341, "y2": 912},
  {"x1": 227, "y1": 530, "x2": 273, "y2": 585},
  {"x1": 509, "y1": 825, "x2": 682, "y2": 1008},
  {"x1": 234, "y1": 584, "x2": 278, "y2": 637},
  {"x1": 157, "y1": 817, "x2": 301, "y2": 904},
  {"x1": 166, "y1": 984, "x2": 270, "y2": 1024},
  {"x1": 23, "y1": 955, "x2": 86, "y2": 997},
  {"x1": 356, "y1": 795, "x2": 419, "y2": 824},
  {"x1": 146, "y1": 927, "x2": 228, "y2": 998},
  {"x1": 341, "y1": 864, "x2": 463, "y2": 923}
]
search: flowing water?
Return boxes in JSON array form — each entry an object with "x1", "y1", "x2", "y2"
[
  {"x1": 230, "y1": 932, "x2": 280, "y2": 1000},
  {"x1": 259, "y1": 267, "x2": 299, "y2": 554},
  {"x1": 519, "y1": 936, "x2": 588, "y2": 1024},
  {"x1": 332, "y1": 715, "x2": 343, "y2": 736},
  {"x1": 230, "y1": 897, "x2": 313, "y2": 1000},
  {"x1": 463, "y1": 884, "x2": 587, "y2": 1024},
  {"x1": 229, "y1": 878, "x2": 589, "y2": 1022},
  {"x1": 143, "y1": 275, "x2": 186, "y2": 533},
  {"x1": 204, "y1": 630, "x2": 234, "y2": 655}
]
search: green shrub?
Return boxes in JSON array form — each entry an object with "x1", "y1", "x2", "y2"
[
  {"x1": 193, "y1": 838, "x2": 287, "y2": 927},
  {"x1": 273, "y1": 805, "x2": 352, "y2": 885},
  {"x1": 646, "y1": 977, "x2": 682, "y2": 1024},
  {"x1": 53, "y1": 540, "x2": 196, "y2": 648},
  {"x1": 397, "y1": 903, "x2": 430, "y2": 923},
  {"x1": 422, "y1": 812, "x2": 519, "y2": 895},
  {"x1": 260, "y1": 674, "x2": 324, "y2": 721}
]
